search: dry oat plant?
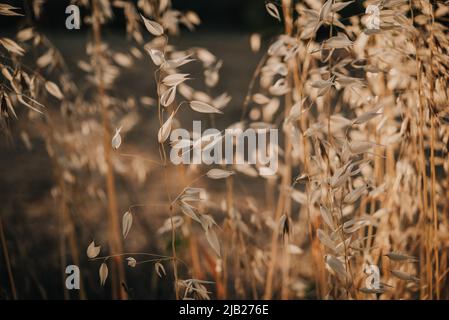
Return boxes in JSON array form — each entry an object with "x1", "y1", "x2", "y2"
[{"x1": 1, "y1": 0, "x2": 449, "y2": 300}]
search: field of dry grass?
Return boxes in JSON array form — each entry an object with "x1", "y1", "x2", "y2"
[{"x1": 1, "y1": 0, "x2": 449, "y2": 300}]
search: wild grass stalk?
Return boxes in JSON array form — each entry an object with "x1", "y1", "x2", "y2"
[
  {"x1": 0, "y1": 217, "x2": 17, "y2": 299},
  {"x1": 91, "y1": 0, "x2": 126, "y2": 300}
]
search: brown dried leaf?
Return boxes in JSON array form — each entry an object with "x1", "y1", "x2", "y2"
[
  {"x1": 45, "y1": 81, "x2": 63, "y2": 100},
  {"x1": 190, "y1": 100, "x2": 223, "y2": 114},
  {"x1": 158, "y1": 112, "x2": 174, "y2": 143},
  {"x1": 265, "y1": 3, "x2": 281, "y2": 21},
  {"x1": 205, "y1": 228, "x2": 221, "y2": 256},
  {"x1": 122, "y1": 210, "x2": 133, "y2": 239},
  {"x1": 87, "y1": 240, "x2": 101, "y2": 258},
  {"x1": 126, "y1": 257, "x2": 137, "y2": 267},
  {"x1": 160, "y1": 86, "x2": 177, "y2": 107},
  {"x1": 155, "y1": 262, "x2": 166, "y2": 278},
  {"x1": 141, "y1": 15, "x2": 164, "y2": 36},
  {"x1": 206, "y1": 168, "x2": 235, "y2": 179},
  {"x1": 0, "y1": 37, "x2": 25, "y2": 55},
  {"x1": 99, "y1": 263, "x2": 108, "y2": 286}
]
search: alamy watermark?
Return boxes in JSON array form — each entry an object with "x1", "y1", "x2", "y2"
[
  {"x1": 169, "y1": 121, "x2": 279, "y2": 175},
  {"x1": 365, "y1": 264, "x2": 380, "y2": 291},
  {"x1": 65, "y1": 5, "x2": 81, "y2": 30},
  {"x1": 365, "y1": 5, "x2": 380, "y2": 30},
  {"x1": 65, "y1": 265, "x2": 80, "y2": 290}
]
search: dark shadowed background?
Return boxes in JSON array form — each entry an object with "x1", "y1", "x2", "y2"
[{"x1": 0, "y1": 0, "x2": 282, "y2": 31}]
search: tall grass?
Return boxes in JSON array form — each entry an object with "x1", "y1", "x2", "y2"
[{"x1": 1, "y1": 0, "x2": 449, "y2": 300}]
